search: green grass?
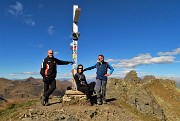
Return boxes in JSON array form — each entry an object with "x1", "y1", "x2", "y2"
[{"x1": 0, "y1": 99, "x2": 37, "y2": 120}]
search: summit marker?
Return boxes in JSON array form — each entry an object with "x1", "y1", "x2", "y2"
[{"x1": 71, "y1": 5, "x2": 81, "y2": 90}]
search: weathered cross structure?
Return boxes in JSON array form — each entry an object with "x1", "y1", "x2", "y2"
[
  {"x1": 71, "y1": 5, "x2": 81, "y2": 90},
  {"x1": 63, "y1": 5, "x2": 86, "y2": 102}
]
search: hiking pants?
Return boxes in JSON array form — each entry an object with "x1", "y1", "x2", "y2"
[
  {"x1": 96, "y1": 79, "x2": 107, "y2": 102},
  {"x1": 88, "y1": 82, "x2": 96, "y2": 92},
  {"x1": 77, "y1": 82, "x2": 95, "y2": 100},
  {"x1": 43, "y1": 78, "x2": 56, "y2": 101},
  {"x1": 78, "y1": 86, "x2": 90, "y2": 100}
]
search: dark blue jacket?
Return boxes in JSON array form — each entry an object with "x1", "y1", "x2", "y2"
[{"x1": 84, "y1": 62, "x2": 114, "y2": 81}]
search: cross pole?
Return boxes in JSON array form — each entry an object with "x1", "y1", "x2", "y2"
[{"x1": 71, "y1": 5, "x2": 81, "y2": 90}]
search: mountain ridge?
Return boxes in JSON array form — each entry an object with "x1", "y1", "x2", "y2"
[{"x1": 0, "y1": 71, "x2": 180, "y2": 121}]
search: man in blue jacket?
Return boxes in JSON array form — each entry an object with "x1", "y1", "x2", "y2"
[{"x1": 83, "y1": 54, "x2": 114, "y2": 105}]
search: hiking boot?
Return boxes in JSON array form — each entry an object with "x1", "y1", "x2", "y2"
[
  {"x1": 45, "y1": 101, "x2": 49, "y2": 106},
  {"x1": 87, "y1": 99, "x2": 92, "y2": 106},
  {"x1": 40, "y1": 96, "x2": 46, "y2": 106},
  {"x1": 102, "y1": 100, "x2": 107, "y2": 104},
  {"x1": 97, "y1": 101, "x2": 102, "y2": 105}
]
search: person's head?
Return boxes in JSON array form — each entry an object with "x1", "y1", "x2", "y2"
[
  {"x1": 77, "y1": 64, "x2": 83, "y2": 74},
  {"x1": 48, "y1": 50, "x2": 54, "y2": 58},
  {"x1": 98, "y1": 54, "x2": 104, "y2": 62}
]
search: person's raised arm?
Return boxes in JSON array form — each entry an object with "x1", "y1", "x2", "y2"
[
  {"x1": 83, "y1": 64, "x2": 96, "y2": 72},
  {"x1": 55, "y1": 58, "x2": 73, "y2": 65}
]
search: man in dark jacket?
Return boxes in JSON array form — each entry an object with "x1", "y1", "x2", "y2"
[
  {"x1": 73, "y1": 64, "x2": 95, "y2": 106},
  {"x1": 40, "y1": 50, "x2": 73, "y2": 106},
  {"x1": 83, "y1": 55, "x2": 114, "y2": 105}
]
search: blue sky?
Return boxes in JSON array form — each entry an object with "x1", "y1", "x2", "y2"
[{"x1": 0, "y1": 0, "x2": 180, "y2": 81}]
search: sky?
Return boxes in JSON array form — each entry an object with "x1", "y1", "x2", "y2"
[{"x1": 0, "y1": 0, "x2": 180, "y2": 82}]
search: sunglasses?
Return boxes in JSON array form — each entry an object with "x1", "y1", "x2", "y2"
[
  {"x1": 49, "y1": 53, "x2": 54, "y2": 54},
  {"x1": 78, "y1": 68, "x2": 83, "y2": 69}
]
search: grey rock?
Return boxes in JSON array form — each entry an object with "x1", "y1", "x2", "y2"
[
  {"x1": 89, "y1": 110, "x2": 97, "y2": 119},
  {"x1": 143, "y1": 75, "x2": 156, "y2": 82},
  {"x1": 124, "y1": 70, "x2": 139, "y2": 84},
  {"x1": 107, "y1": 71, "x2": 168, "y2": 121}
]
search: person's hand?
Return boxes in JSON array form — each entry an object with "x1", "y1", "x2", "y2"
[
  {"x1": 104, "y1": 74, "x2": 110, "y2": 77},
  {"x1": 71, "y1": 69, "x2": 74, "y2": 74},
  {"x1": 69, "y1": 61, "x2": 74, "y2": 65}
]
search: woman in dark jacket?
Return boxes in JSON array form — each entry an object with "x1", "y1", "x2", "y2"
[{"x1": 73, "y1": 64, "x2": 95, "y2": 105}]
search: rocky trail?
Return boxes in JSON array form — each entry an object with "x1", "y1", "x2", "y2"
[{"x1": 13, "y1": 97, "x2": 150, "y2": 121}]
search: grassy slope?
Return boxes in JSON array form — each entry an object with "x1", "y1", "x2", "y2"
[
  {"x1": 0, "y1": 99, "x2": 37, "y2": 121},
  {"x1": 146, "y1": 80, "x2": 180, "y2": 121}
]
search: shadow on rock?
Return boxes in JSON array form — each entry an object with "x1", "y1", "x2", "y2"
[{"x1": 106, "y1": 98, "x2": 116, "y2": 102}]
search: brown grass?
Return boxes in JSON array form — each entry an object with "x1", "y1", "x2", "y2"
[{"x1": 146, "y1": 80, "x2": 180, "y2": 120}]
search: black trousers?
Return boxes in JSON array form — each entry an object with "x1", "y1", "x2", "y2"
[
  {"x1": 77, "y1": 82, "x2": 95, "y2": 100},
  {"x1": 43, "y1": 78, "x2": 56, "y2": 101}
]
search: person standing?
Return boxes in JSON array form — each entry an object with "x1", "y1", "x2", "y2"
[
  {"x1": 83, "y1": 55, "x2": 114, "y2": 105},
  {"x1": 40, "y1": 50, "x2": 73, "y2": 106},
  {"x1": 73, "y1": 64, "x2": 95, "y2": 106}
]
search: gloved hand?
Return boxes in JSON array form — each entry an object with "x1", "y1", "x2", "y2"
[{"x1": 69, "y1": 61, "x2": 74, "y2": 65}]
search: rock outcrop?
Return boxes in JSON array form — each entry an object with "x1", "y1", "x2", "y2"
[
  {"x1": 107, "y1": 71, "x2": 180, "y2": 121},
  {"x1": 124, "y1": 70, "x2": 139, "y2": 84}
]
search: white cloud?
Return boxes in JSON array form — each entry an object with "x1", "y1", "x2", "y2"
[
  {"x1": 151, "y1": 56, "x2": 175, "y2": 63},
  {"x1": 24, "y1": 19, "x2": 35, "y2": 26},
  {"x1": 158, "y1": 48, "x2": 180, "y2": 56},
  {"x1": 111, "y1": 53, "x2": 175, "y2": 68},
  {"x1": 110, "y1": 69, "x2": 147, "y2": 78},
  {"x1": 22, "y1": 72, "x2": 40, "y2": 75},
  {"x1": 121, "y1": 69, "x2": 137, "y2": 74},
  {"x1": 7, "y1": 2, "x2": 36, "y2": 27},
  {"x1": 70, "y1": 42, "x2": 73, "y2": 46},
  {"x1": 106, "y1": 59, "x2": 120, "y2": 63},
  {"x1": 8, "y1": 1, "x2": 23, "y2": 16},
  {"x1": 9, "y1": 72, "x2": 40, "y2": 76},
  {"x1": 9, "y1": 74, "x2": 18, "y2": 76},
  {"x1": 57, "y1": 72, "x2": 72, "y2": 78},
  {"x1": 48, "y1": 25, "x2": 55, "y2": 35},
  {"x1": 85, "y1": 74, "x2": 97, "y2": 79},
  {"x1": 54, "y1": 51, "x2": 59, "y2": 55}
]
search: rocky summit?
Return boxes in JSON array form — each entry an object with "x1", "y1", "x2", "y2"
[
  {"x1": 0, "y1": 71, "x2": 180, "y2": 121},
  {"x1": 107, "y1": 71, "x2": 180, "y2": 121}
]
